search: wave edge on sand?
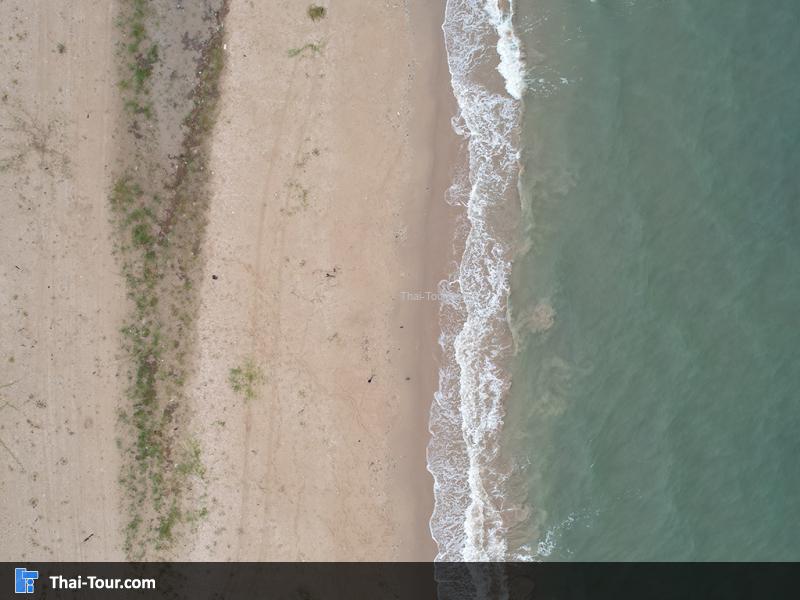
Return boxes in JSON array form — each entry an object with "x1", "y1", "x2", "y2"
[{"x1": 428, "y1": 0, "x2": 526, "y2": 562}]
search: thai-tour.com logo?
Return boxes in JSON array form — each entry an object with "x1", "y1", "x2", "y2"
[
  {"x1": 14, "y1": 568, "x2": 38, "y2": 594},
  {"x1": 14, "y1": 567, "x2": 156, "y2": 593}
]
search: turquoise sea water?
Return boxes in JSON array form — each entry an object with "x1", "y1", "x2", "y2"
[{"x1": 506, "y1": 0, "x2": 800, "y2": 560}]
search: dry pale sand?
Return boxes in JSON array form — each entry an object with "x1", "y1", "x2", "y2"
[
  {"x1": 182, "y1": 0, "x2": 457, "y2": 561},
  {"x1": 0, "y1": 1, "x2": 125, "y2": 560},
  {"x1": 1, "y1": 0, "x2": 457, "y2": 561}
]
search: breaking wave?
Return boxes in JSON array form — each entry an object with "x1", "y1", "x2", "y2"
[{"x1": 427, "y1": 0, "x2": 525, "y2": 562}]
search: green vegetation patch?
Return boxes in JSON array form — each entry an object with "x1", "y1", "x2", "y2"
[
  {"x1": 111, "y1": 0, "x2": 230, "y2": 559},
  {"x1": 287, "y1": 41, "x2": 324, "y2": 58},
  {"x1": 229, "y1": 360, "x2": 264, "y2": 400},
  {"x1": 118, "y1": 0, "x2": 160, "y2": 110},
  {"x1": 307, "y1": 5, "x2": 327, "y2": 21}
]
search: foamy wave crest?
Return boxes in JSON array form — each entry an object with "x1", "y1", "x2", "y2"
[
  {"x1": 485, "y1": 1, "x2": 527, "y2": 100},
  {"x1": 428, "y1": 0, "x2": 525, "y2": 562}
]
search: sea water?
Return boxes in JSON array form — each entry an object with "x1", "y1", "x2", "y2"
[
  {"x1": 504, "y1": 0, "x2": 800, "y2": 560},
  {"x1": 431, "y1": 0, "x2": 800, "y2": 561}
]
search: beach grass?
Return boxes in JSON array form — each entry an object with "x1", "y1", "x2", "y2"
[
  {"x1": 307, "y1": 5, "x2": 327, "y2": 21},
  {"x1": 110, "y1": 0, "x2": 230, "y2": 559},
  {"x1": 229, "y1": 360, "x2": 264, "y2": 400},
  {"x1": 287, "y1": 42, "x2": 324, "y2": 58}
]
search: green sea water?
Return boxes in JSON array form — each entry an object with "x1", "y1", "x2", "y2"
[{"x1": 506, "y1": 0, "x2": 800, "y2": 560}]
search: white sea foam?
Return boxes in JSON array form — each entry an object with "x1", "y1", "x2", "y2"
[
  {"x1": 428, "y1": 0, "x2": 526, "y2": 562},
  {"x1": 485, "y1": 1, "x2": 527, "y2": 100}
]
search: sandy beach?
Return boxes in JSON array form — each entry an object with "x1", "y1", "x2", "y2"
[
  {"x1": 183, "y1": 0, "x2": 456, "y2": 561},
  {"x1": 1, "y1": 0, "x2": 456, "y2": 561},
  {"x1": 0, "y1": 1, "x2": 125, "y2": 560}
]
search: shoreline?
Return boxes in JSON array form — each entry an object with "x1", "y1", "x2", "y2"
[
  {"x1": 429, "y1": 0, "x2": 525, "y2": 561},
  {"x1": 396, "y1": 0, "x2": 462, "y2": 559}
]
